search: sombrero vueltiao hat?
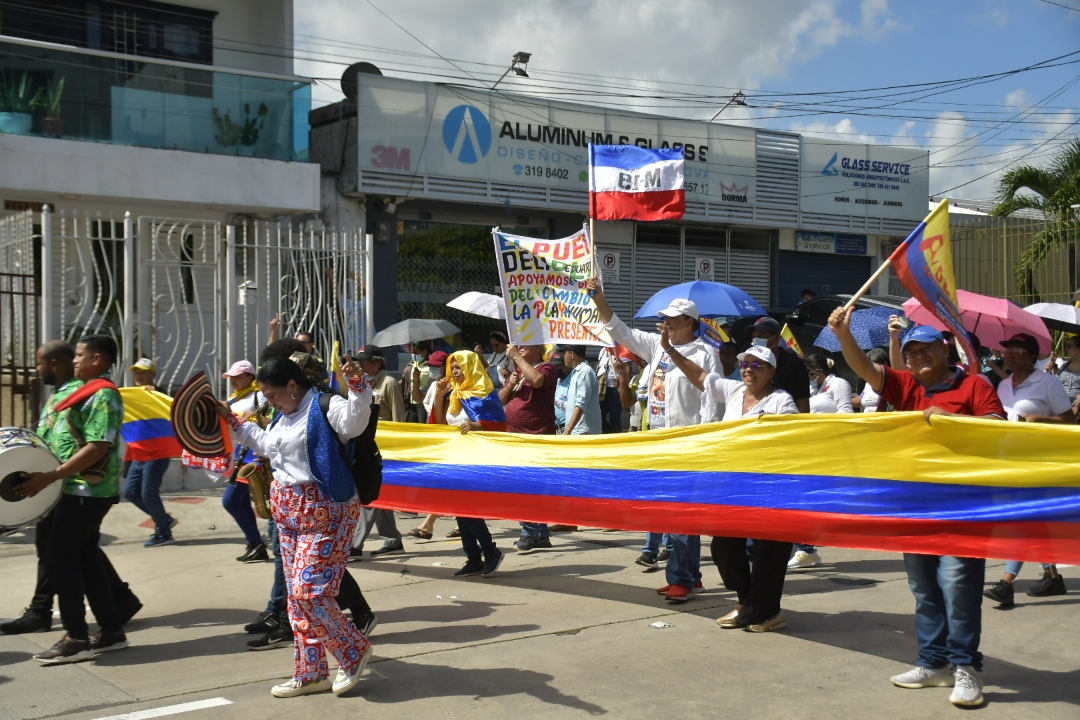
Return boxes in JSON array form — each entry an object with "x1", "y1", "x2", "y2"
[{"x1": 170, "y1": 371, "x2": 232, "y2": 458}]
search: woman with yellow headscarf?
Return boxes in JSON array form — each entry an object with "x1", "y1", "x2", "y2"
[
  {"x1": 431, "y1": 350, "x2": 507, "y2": 577},
  {"x1": 432, "y1": 350, "x2": 507, "y2": 432}
]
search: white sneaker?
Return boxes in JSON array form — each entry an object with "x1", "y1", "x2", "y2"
[
  {"x1": 949, "y1": 666, "x2": 984, "y2": 707},
  {"x1": 787, "y1": 550, "x2": 822, "y2": 568},
  {"x1": 332, "y1": 645, "x2": 372, "y2": 696},
  {"x1": 890, "y1": 666, "x2": 955, "y2": 688},
  {"x1": 271, "y1": 677, "x2": 332, "y2": 698}
]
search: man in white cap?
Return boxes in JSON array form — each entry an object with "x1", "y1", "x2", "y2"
[
  {"x1": 123, "y1": 358, "x2": 176, "y2": 547},
  {"x1": 587, "y1": 278, "x2": 719, "y2": 602}
]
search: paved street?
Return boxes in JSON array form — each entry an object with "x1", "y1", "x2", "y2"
[{"x1": 1, "y1": 492, "x2": 1078, "y2": 719}]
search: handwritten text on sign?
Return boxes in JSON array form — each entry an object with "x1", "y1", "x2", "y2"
[{"x1": 494, "y1": 228, "x2": 612, "y2": 347}]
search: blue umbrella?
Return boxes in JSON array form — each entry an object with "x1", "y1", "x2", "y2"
[
  {"x1": 814, "y1": 306, "x2": 900, "y2": 351},
  {"x1": 634, "y1": 281, "x2": 765, "y2": 319}
]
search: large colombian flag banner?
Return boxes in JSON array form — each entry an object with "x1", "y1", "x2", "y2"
[
  {"x1": 371, "y1": 414, "x2": 1080, "y2": 565},
  {"x1": 889, "y1": 199, "x2": 977, "y2": 367},
  {"x1": 118, "y1": 387, "x2": 182, "y2": 461},
  {"x1": 588, "y1": 144, "x2": 685, "y2": 221}
]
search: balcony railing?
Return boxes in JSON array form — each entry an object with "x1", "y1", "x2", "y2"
[{"x1": 0, "y1": 36, "x2": 311, "y2": 162}]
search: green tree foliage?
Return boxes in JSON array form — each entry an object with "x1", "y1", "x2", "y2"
[{"x1": 992, "y1": 137, "x2": 1080, "y2": 297}]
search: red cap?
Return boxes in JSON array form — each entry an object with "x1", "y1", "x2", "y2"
[{"x1": 428, "y1": 351, "x2": 449, "y2": 366}]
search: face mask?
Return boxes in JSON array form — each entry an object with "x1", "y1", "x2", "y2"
[
  {"x1": 752, "y1": 337, "x2": 769, "y2": 348},
  {"x1": 429, "y1": 367, "x2": 445, "y2": 380},
  {"x1": 412, "y1": 354, "x2": 425, "y2": 363}
]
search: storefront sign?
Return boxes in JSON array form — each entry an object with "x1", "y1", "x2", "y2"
[
  {"x1": 800, "y1": 138, "x2": 929, "y2": 222},
  {"x1": 358, "y1": 74, "x2": 757, "y2": 207},
  {"x1": 494, "y1": 228, "x2": 612, "y2": 347},
  {"x1": 835, "y1": 233, "x2": 868, "y2": 255},
  {"x1": 795, "y1": 231, "x2": 836, "y2": 254},
  {"x1": 795, "y1": 231, "x2": 869, "y2": 256}
]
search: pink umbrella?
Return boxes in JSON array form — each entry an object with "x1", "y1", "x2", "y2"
[{"x1": 902, "y1": 289, "x2": 1052, "y2": 354}]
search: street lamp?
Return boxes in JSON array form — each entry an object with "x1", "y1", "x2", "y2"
[
  {"x1": 709, "y1": 91, "x2": 748, "y2": 121},
  {"x1": 492, "y1": 52, "x2": 532, "y2": 89}
]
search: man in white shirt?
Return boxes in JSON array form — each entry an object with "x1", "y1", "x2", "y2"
[{"x1": 587, "y1": 277, "x2": 718, "y2": 602}]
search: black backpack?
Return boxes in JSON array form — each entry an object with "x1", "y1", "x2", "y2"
[{"x1": 318, "y1": 394, "x2": 383, "y2": 505}]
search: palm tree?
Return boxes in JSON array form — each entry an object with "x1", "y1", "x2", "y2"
[{"x1": 991, "y1": 136, "x2": 1080, "y2": 299}]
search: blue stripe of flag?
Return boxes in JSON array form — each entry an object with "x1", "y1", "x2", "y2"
[
  {"x1": 121, "y1": 418, "x2": 175, "y2": 443},
  {"x1": 383, "y1": 460, "x2": 1080, "y2": 523},
  {"x1": 589, "y1": 144, "x2": 684, "y2": 171}
]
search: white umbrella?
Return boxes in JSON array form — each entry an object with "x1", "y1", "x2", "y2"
[
  {"x1": 447, "y1": 291, "x2": 506, "y2": 320},
  {"x1": 1024, "y1": 302, "x2": 1080, "y2": 334},
  {"x1": 371, "y1": 318, "x2": 461, "y2": 347}
]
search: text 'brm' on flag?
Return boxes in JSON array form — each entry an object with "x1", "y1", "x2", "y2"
[{"x1": 588, "y1": 144, "x2": 685, "y2": 222}]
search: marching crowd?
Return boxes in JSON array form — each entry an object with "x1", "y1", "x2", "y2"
[{"x1": 3, "y1": 283, "x2": 1076, "y2": 708}]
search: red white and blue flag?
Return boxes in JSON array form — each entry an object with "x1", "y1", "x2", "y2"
[{"x1": 588, "y1": 145, "x2": 685, "y2": 222}]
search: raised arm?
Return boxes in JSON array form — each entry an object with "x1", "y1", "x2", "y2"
[
  {"x1": 659, "y1": 325, "x2": 709, "y2": 392},
  {"x1": 828, "y1": 306, "x2": 885, "y2": 391},
  {"x1": 888, "y1": 315, "x2": 905, "y2": 370}
]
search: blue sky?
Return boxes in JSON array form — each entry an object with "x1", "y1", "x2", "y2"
[{"x1": 294, "y1": 0, "x2": 1080, "y2": 203}]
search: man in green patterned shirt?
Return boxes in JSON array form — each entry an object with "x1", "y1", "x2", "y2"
[
  {"x1": 18, "y1": 335, "x2": 131, "y2": 664},
  {"x1": 1, "y1": 340, "x2": 141, "y2": 637}
]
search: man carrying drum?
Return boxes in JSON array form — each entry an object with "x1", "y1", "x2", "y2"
[
  {"x1": 16, "y1": 336, "x2": 135, "y2": 664},
  {"x1": 2, "y1": 341, "x2": 141, "y2": 638}
]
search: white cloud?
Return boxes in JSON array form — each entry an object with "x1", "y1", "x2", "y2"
[
  {"x1": 294, "y1": 0, "x2": 899, "y2": 117},
  {"x1": 788, "y1": 117, "x2": 880, "y2": 144}
]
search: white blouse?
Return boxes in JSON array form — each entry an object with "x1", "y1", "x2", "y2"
[
  {"x1": 702, "y1": 373, "x2": 800, "y2": 421},
  {"x1": 233, "y1": 386, "x2": 373, "y2": 486},
  {"x1": 809, "y1": 374, "x2": 854, "y2": 414}
]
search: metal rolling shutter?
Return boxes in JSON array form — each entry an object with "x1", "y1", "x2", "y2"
[
  {"x1": 729, "y1": 248, "x2": 771, "y2": 307},
  {"x1": 595, "y1": 244, "x2": 633, "y2": 324},
  {"x1": 633, "y1": 242, "x2": 682, "y2": 326},
  {"x1": 777, "y1": 250, "x2": 872, "y2": 309}
]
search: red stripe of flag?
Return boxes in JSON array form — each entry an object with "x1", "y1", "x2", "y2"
[{"x1": 589, "y1": 190, "x2": 685, "y2": 222}]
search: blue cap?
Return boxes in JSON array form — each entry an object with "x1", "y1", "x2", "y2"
[{"x1": 901, "y1": 325, "x2": 945, "y2": 349}]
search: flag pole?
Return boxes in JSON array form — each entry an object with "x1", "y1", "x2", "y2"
[{"x1": 842, "y1": 257, "x2": 894, "y2": 311}]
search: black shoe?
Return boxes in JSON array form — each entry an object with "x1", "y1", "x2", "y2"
[
  {"x1": 481, "y1": 548, "x2": 505, "y2": 577},
  {"x1": 348, "y1": 547, "x2": 365, "y2": 561},
  {"x1": 453, "y1": 561, "x2": 484, "y2": 577},
  {"x1": 355, "y1": 612, "x2": 379, "y2": 637},
  {"x1": 514, "y1": 537, "x2": 552, "y2": 554},
  {"x1": 117, "y1": 595, "x2": 143, "y2": 626},
  {"x1": 369, "y1": 542, "x2": 405, "y2": 558},
  {"x1": 1027, "y1": 571, "x2": 1067, "y2": 597},
  {"x1": 90, "y1": 630, "x2": 128, "y2": 655},
  {"x1": 656, "y1": 548, "x2": 671, "y2": 563},
  {"x1": 983, "y1": 579, "x2": 1014, "y2": 607},
  {"x1": 34, "y1": 634, "x2": 94, "y2": 665},
  {"x1": 635, "y1": 552, "x2": 658, "y2": 570},
  {"x1": 237, "y1": 542, "x2": 269, "y2": 563},
  {"x1": 247, "y1": 624, "x2": 293, "y2": 651},
  {"x1": 244, "y1": 611, "x2": 280, "y2": 634},
  {"x1": 1, "y1": 608, "x2": 51, "y2": 634}
]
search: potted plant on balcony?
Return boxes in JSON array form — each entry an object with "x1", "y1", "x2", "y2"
[
  {"x1": 34, "y1": 75, "x2": 65, "y2": 137},
  {"x1": 0, "y1": 70, "x2": 37, "y2": 135},
  {"x1": 212, "y1": 102, "x2": 269, "y2": 156}
]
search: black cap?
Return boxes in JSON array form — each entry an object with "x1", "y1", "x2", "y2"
[
  {"x1": 355, "y1": 345, "x2": 384, "y2": 361},
  {"x1": 489, "y1": 330, "x2": 509, "y2": 344},
  {"x1": 548, "y1": 350, "x2": 565, "y2": 365},
  {"x1": 555, "y1": 344, "x2": 588, "y2": 357},
  {"x1": 748, "y1": 316, "x2": 781, "y2": 335},
  {"x1": 1001, "y1": 332, "x2": 1039, "y2": 356}
]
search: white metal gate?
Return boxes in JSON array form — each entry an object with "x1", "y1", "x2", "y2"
[
  {"x1": 0, "y1": 210, "x2": 39, "y2": 425},
  {"x1": 26, "y1": 206, "x2": 372, "y2": 395}
]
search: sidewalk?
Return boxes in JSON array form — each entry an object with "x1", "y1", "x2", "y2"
[{"x1": 1, "y1": 501, "x2": 1078, "y2": 719}]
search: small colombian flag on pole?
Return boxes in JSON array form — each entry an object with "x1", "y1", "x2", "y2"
[
  {"x1": 329, "y1": 341, "x2": 342, "y2": 392},
  {"x1": 779, "y1": 324, "x2": 804, "y2": 358}
]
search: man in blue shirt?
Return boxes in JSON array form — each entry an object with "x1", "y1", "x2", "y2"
[{"x1": 557, "y1": 345, "x2": 602, "y2": 436}]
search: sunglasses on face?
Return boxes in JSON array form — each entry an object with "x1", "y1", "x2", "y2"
[
  {"x1": 1001, "y1": 347, "x2": 1030, "y2": 355},
  {"x1": 740, "y1": 361, "x2": 768, "y2": 370}
]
